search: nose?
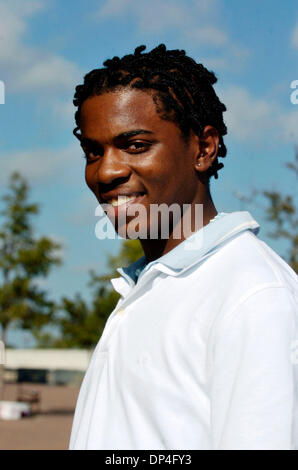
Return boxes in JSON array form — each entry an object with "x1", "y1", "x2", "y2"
[{"x1": 90, "y1": 147, "x2": 131, "y2": 186}]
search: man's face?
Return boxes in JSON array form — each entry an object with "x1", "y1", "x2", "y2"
[{"x1": 79, "y1": 87, "x2": 201, "y2": 238}]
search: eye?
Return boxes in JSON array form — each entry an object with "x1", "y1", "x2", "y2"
[
  {"x1": 81, "y1": 145, "x2": 103, "y2": 161},
  {"x1": 126, "y1": 141, "x2": 150, "y2": 153}
]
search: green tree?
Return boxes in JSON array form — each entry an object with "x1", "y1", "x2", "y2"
[
  {"x1": 40, "y1": 239, "x2": 143, "y2": 348},
  {"x1": 98, "y1": 239, "x2": 144, "y2": 281},
  {"x1": 234, "y1": 149, "x2": 298, "y2": 273},
  {"x1": 0, "y1": 171, "x2": 62, "y2": 398},
  {"x1": 262, "y1": 151, "x2": 298, "y2": 273},
  {"x1": 36, "y1": 283, "x2": 119, "y2": 349}
]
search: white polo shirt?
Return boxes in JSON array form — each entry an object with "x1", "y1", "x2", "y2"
[{"x1": 69, "y1": 211, "x2": 298, "y2": 450}]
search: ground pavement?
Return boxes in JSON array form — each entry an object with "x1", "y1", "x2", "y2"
[{"x1": 0, "y1": 383, "x2": 80, "y2": 450}]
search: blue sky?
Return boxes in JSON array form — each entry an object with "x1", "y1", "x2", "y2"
[{"x1": 0, "y1": 0, "x2": 297, "y2": 346}]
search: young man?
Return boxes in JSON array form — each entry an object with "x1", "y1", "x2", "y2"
[{"x1": 69, "y1": 44, "x2": 298, "y2": 450}]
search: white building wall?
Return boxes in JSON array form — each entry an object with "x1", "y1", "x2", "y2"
[{"x1": 5, "y1": 349, "x2": 93, "y2": 372}]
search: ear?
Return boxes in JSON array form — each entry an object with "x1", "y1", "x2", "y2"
[{"x1": 194, "y1": 125, "x2": 219, "y2": 173}]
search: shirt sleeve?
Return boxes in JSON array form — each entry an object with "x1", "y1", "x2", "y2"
[{"x1": 210, "y1": 286, "x2": 298, "y2": 450}]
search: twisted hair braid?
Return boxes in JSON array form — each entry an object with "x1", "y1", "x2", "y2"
[{"x1": 73, "y1": 44, "x2": 227, "y2": 180}]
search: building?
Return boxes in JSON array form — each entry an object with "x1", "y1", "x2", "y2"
[{"x1": 3, "y1": 349, "x2": 93, "y2": 386}]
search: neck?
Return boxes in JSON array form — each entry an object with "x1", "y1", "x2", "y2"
[{"x1": 139, "y1": 192, "x2": 217, "y2": 264}]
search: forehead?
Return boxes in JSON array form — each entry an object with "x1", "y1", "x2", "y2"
[{"x1": 79, "y1": 88, "x2": 176, "y2": 140}]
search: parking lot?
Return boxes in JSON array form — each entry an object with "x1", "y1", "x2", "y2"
[{"x1": 0, "y1": 383, "x2": 80, "y2": 450}]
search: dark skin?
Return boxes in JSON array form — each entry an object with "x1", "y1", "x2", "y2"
[{"x1": 79, "y1": 87, "x2": 219, "y2": 263}]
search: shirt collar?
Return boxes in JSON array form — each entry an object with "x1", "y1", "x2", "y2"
[{"x1": 111, "y1": 211, "x2": 260, "y2": 294}]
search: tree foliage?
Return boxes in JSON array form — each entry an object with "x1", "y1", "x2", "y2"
[
  {"x1": 0, "y1": 171, "x2": 63, "y2": 398},
  {"x1": 262, "y1": 150, "x2": 298, "y2": 273},
  {"x1": 37, "y1": 239, "x2": 144, "y2": 348},
  {"x1": 0, "y1": 172, "x2": 62, "y2": 342},
  {"x1": 234, "y1": 149, "x2": 298, "y2": 273}
]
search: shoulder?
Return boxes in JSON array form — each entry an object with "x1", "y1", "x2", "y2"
[
  {"x1": 211, "y1": 230, "x2": 298, "y2": 298},
  {"x1": 202, "y1": 231, "x2": 298, "y2": 343},
  {"x1": 206, "y1": 231, "x2": 298, "y2": 347}
]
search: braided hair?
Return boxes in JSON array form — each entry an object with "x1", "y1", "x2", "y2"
[{"x1": 73, "y1": 44, "x2": 227, "y2": 180}]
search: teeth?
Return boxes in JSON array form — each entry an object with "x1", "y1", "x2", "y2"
[{"x1": 108, "y1": 194, "x2": 142, "y2": 207}]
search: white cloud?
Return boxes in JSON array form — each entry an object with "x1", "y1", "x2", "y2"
[
  {"x1": 0, "y1": 143, "x2": 81, "y2": 184},
  {"x1": 0, "y1": 0, "x2": 43, "y2": 61},
  {"x1": 95, "y1": 0, "x2": 248, "y2": 69},
  {"x1": 281, "y1": 109, "x2": 298, "y2": 142},
  {"x1": 291, "y1": 21, "x2": 298, "y2": 49},
  {"x1": 0, "y1": 0, "x2": 82, "y2": 103},
  {"x1": 51, "y1": 98, "x2": 76, "y2": 125},
  {"x1": 13, "y1": 55, "x2": 81, "y2": 93},
  {"x1": 196, "y1": 55, "x2": 228, "y2": 70},
  {"x1": 185, "y1": 27, "x2": 228, "y2": 47},
  {"x1": 134, "y1": 2, "x2": 191, "y2": 33},
  {"x1": 97, "y1": 0, "x2": 219, "y2": 22},
  {"x1": 97, "y1": 0, "x2": 132, "y2": 17},
  {"x1": 222, "y1": 86, "x2": 275, "y2": 140},
  {"x1": 66, "y1": 192, "x2": 98, "y2": 226},
  {"x1": 96, "y1": 0, "x2": 194, "y2": 33},
  {"x1": 220, "y1": 85, "x2": 298, "y2": 144}
]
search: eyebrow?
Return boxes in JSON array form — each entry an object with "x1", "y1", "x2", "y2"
[
  {"x1": 117, "y1": 129, "x2": 153, "y2": 138},
  {"x1": 79, "y1": 129, "x2": 153, "y2": 146}
]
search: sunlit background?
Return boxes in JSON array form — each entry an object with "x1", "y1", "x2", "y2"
[
  {"x1": 0, "y1": 0, "x2": 297, "y2": 354},
  {"x1": 0, "y1": 0, "x2": 297, "y2": 450}
]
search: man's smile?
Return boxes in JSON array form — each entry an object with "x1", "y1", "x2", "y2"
[
  {"x1": 103, "y1": 193, "x2": 147, "y2": 219},
  {"x1": 101, "y1": 191, "x2": 146, "y2": 206}
]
